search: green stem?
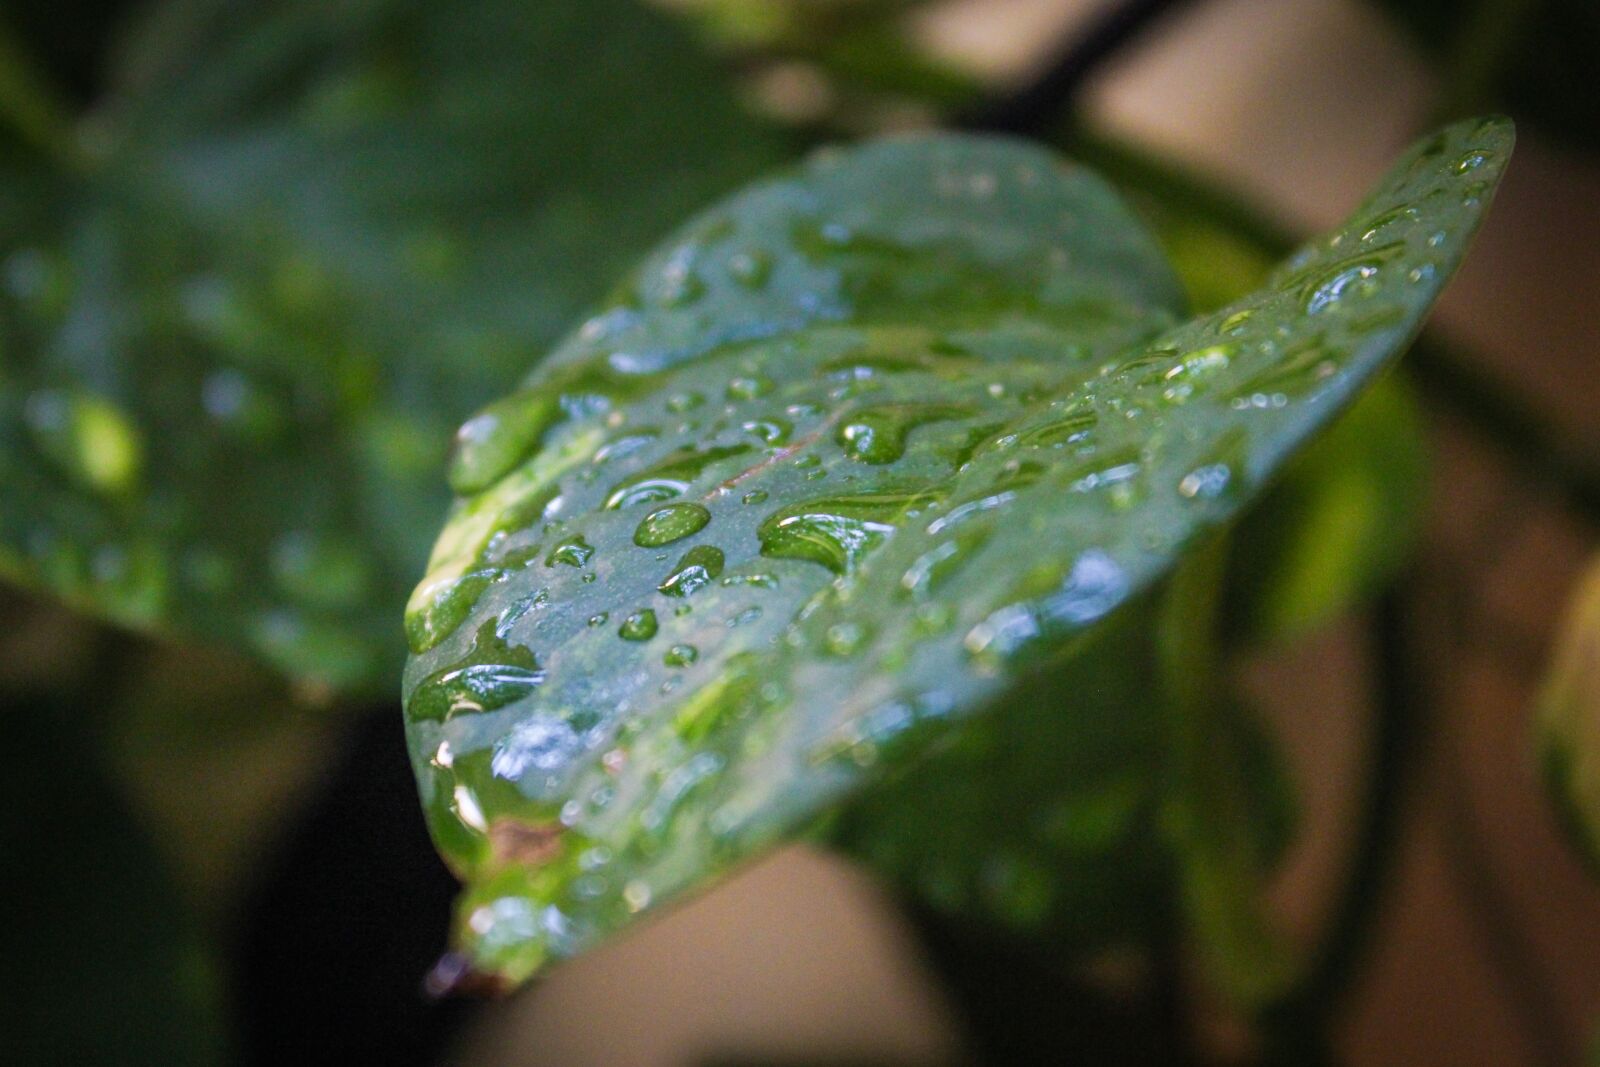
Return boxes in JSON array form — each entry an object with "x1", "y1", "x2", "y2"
[{"x1": 0, "y1": 15, "x2": 86, "y2": 169}]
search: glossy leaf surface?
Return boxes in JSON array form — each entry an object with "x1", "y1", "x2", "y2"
[
  {"x1": 0, "y1": 0, "x2": 785, "y2": 692},
  {"x1": 403, "y1": 119, "x2": 1511, "y2": 983}
]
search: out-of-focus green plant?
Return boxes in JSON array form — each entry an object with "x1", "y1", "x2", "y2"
[{"x1": 0, "y1": 0, "x2": 788, "y2": 695}]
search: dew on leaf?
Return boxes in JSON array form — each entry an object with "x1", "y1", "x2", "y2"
[{"x1": 634, "y1": 503, "x2": 711, "y2": 547}]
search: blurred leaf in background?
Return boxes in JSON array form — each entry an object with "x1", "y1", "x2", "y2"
[{"x1": 0, "y1": 0, "x2": 789, "y2": 694}]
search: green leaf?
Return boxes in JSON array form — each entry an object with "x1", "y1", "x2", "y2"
[
  {"x1": 1538, "y1": 554, "x2": 1600, "y2": 872},
  {"x1": 1, "y1": 692, "x2": 224, "y2": 1065},
  {"x1": 1075, "y1": 131, "x2": 1432, "y2": 645},
  {"x1": 403, "y1": 118, "x2": 1511, "y2": 984},
  {"x1": 0, "y1": 0, "x2": 787, "y2": 693}
]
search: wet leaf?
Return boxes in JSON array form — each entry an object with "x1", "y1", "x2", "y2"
[
  {"x1": 1078, "y1": 131, "x2": 1433, "y2": 645},
  {"x1": 1539, "y1": 554, "x2": 1600, "y2": 872},
  {"x1": 402, "y1": 119, "x2": 1511, "y2": 984},
  {"x1": 0, "y1": 0, "x2": 786, "y2": 693}
]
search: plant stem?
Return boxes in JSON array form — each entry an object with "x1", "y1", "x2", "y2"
[
  {"x1": 1260, "y1": 584, "x2": 1422, "y2": 1061},
  {"x1": 962, "y1": 0, "x2": 1203, "y2": 135},
  {"x1": 0, "y1": 14, "x2": 86, "y2": 169}
]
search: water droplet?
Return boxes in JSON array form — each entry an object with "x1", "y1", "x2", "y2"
[
  {"x1": 823, "y1": 621, "x2": 868, "y2": 657},
  {"x1": 1178, "y1": 463, "x2": 1233, "y2": 500},
  {"x1": 449, "y1": 390, "x2": 563, "y2": 495},
  {"x1": 618, "y1": 608, "x2": 658, "y2": 641},
  {"x1": 741, "y1": 417, "x2": 792, "y2": 445},
  {"x1": 727, "y1": 249, "x2": 772, "y2": 289},
  {"x1": 741, "y1": 489, "x2": 769, "y2": 505},
  {"x1": 836, "y1": 403, "x2": 972, "y2": 464},
  {"x1": 658, "y1": 545, "x2": 725, "y2": 597},
  {"x1": 725, "y1": 375, "x2": 773, "y2": 402},
  {"x1": 546, "y1": 535, "x2": 595, "y2": 567},
  {"x1": 587, "y1": 612, "x2": 609, "y2": 627},
  {"x1": 666, "y1": 392, "x2": 704, "y2": 413},
  {"x1": 604, "y1": 444, "x2": 749, "y2": 509},
  {"x1": 634, "y1": 503, "x2": 711, "y2": 547},
  {"x1": 409, "y1": 619, "x2": 545, "y2": 722},
  {"x1": 664, "y1": 644, "x2": 699, "y2": 667},
  {"x1": 758, "y1": 491, "x2": 938, "y2": 574},
  {"x1": 1298, "y1": 244, "x2": 1403, "y2": 314}
]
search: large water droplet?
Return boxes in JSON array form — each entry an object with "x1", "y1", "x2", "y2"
[
  {"x1": 836, "y1": 403, "x2": 972, "y2": 465},
  {"x1": 634, "y1": 503, "x2": 711, "y2": 547},
  {"x1": 758, "y1": 491, "x2": 938, "y2": 574},
  {"x1": 618, "y1": 608, "x2": 658, "y2": 641},
  {"x1": 449, "y1": 390, "x2": 563, "y2": 495},
  {"x1": 659, "y1": 545, "x2": 725, "y2": 597},
  {"x1": 546, "y1": 535, "x2": 596, "y2": 567}
]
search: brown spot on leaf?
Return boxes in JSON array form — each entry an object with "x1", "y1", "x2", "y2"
[{"x1": 488, "y1": 818, "x2": 565, "y2": 868}]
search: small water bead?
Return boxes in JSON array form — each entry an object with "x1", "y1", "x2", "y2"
[
  {"x1": 618, "y1": 609, "x2": 658, "y2": 641},
  {"x1": 1177, "y1": 463, "x2": 1233, "y2": 500},
  {"x1": 725, "y1": 375, "x2": 773, "y2": 401},
  {"x1": 1218, "y1": 309, "x2": 1254, "y2": 335},
  {"x1": 741, "y1": 489, "x2": 768, "y2": 505},
  {"x1": 588, "y1": 612, "x2": 609, "y2": 627},
  {"x1": 741, "y1": 418, "x2": 791, "y2": 445},
  {"x1": 659, "y1": 545, "x2": 725, "y2": 597},
  {"x1": 654, "y1": 261, "x2": 705, "y2": 309},
  {"x1": 823, "y1": 621, "x2": 868, "y2": 657},
  {"x1": 664, "y1": 644, "x2": 699, "y2": 667},
  {"x1": 728, "y1": 606, "x2": 763, "y2": 628},
  {"x1": 727, "y1": 249, "x2": 772, "y2": 289},
  {"x1": 546, "y1": 535, "x2": 595, "y2": 567},
  {"x1": 665, "y1": 392, "x2": 705, "y2": 414},
  {"x1": 634, "y1": 503, "x2": 711, "y2": 547}
]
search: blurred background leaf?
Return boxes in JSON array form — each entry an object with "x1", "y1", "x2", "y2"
[{"x1": 0, "y1": 0, "x2": 789, "y2": 694}]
